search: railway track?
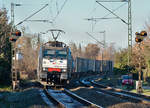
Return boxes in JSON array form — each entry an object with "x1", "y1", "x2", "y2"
[
  {"x1": 42, "y1": 87, "x2": 102, "y2": 108},
  {"x1": 80, "y1": 78, "x2": 150, "y2": 104}
]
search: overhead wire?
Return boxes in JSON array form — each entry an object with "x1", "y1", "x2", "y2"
[
  {"x1": 86, "y1": 32, "x2": 105, "y2": 47},
  {"x1": 98, "y1": 2, "x2": 127, "y2": 21},
  {"x1": 88, "y1": 1, "x2": 99, "y2": 16},
  {"x1": 89, "y1": 1, "x2": 99, "y2": 32},
  {"x1": 49, "y1": 0, "x2": 53, "y2": 19},
  {"x1": 56, "y1": 0, "x2": 59, "y2": 15},
  {"x1": 14, "y1": 3, "x2": 50, "y2": 6},
  {"x1": 16, "y1": 4, "x2": 48, "y2": 26},
  {"x1": 48, "y1": 0, "x2": 55, "y2": 27},
  {"x1": 90, "y1": 2, "x2": 127, "y2": 31},
  {"x1": 52, "y1": 0, "x2": 68, "y2": 22}
]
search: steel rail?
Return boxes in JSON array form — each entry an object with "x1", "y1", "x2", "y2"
[
  {"x1": 64, "y1": 88, "x2": 103, "y2": 108},
  {"x1": 43, "y1": 87, "x2": 103, "y2": 108},
  {"x1": 44, "y1": 89, "x2": 66, "y2": 108},
  {"x1": 90, "y1": 80, "x2": 150, "y2": 104}
]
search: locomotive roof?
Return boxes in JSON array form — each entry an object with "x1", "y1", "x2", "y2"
[
  {"x1": 43, "y1": 46, "x2": 68, "y2": 50},
  {"x1": 42, "y1": 41, "x2": 68, "y2": 50}
]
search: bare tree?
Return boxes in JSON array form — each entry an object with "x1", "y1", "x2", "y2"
[
  {"x1": 16, "y1": 36, "x2": 38, "y2": 79},
  {"x1": 77, "y1": 43, "x2": 82, "y2": 57},
  {"x1": 103, "y1": 43, "x2": 116, "y2": 60},
  {"x1": 84, "y1": 43, "x2": 100, "y2": 59},
  {"x1": 69, "y1": 42, "x2": 78, "y2": 59}
]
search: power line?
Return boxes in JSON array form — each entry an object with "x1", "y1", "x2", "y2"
[
  {"x1": 52, "y1": 0, "x2": 68, "y2": 22},
  {"x1": 86, "y1": 3, "x2": 126, "y2": 21},
  {"x1": 49, "y1": 0, "x2": 54, "y2": 19},
  {"x1": 86, "y1": 2, "x2": 127, "y2": 31},
  {"x1": 96, "y1": 1, "x2": 128, "y2": 25},
  {"x1": 95, "y1": 0, "x2": 132, "y2": 69},
  {"x1": 86, "y1": 32, "x2": 105, "y2": 47},
  {"x1": 16, "y1": 4, "x2": 48, "y2": 26},
  {"x1": 25, "y1": 20, "x2": 52, "y2": 23},
  {"x1": 96, "y1": 0, "x2": 128, "y2": 2},
  {"x1": 88, "y1": 1, "x2": 99, "y2": 16},
  {"x1": 14, "y1": 3, "x2": 50, "y2": 6}
]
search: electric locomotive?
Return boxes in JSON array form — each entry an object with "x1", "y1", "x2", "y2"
[{"x1": 37, "y1": 41, "x2": 73, "y2": 85}]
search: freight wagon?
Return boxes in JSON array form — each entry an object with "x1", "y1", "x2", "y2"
[{"x1": 75, "y1": 57, "x2": 113, "y2": 75}]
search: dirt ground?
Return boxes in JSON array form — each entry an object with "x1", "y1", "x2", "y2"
[{"x1": 0, "y1": 88, "x2": 48, "y2": 108}]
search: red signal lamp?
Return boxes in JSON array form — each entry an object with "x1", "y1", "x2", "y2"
[
  {"x1": 11, "y1": 31, "x2": 21, "y2": 36},
  {"x1": 9, "y1": 37, "x2": 17, "y2": 42},
  {"x1": 135, "y1": 37, "x2": 141, "y2": 42}
]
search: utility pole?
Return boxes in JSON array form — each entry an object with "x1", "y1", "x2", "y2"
[
  {"x1": 87, "y1": 0, "x2": 132, "y2": 68},
  {"x1": 137, "y1": 43, "x2": 143, "y2": 93},
  {"x1": 99, "y1": 31, "x2": 106, "y2": 74},
  {"x1": 11, "y1": 3, "x2": 14, "y2": 26},
  {"x1": 11, "y1": 3, "x2": 16, "y2": 91},
  {"x1": 135, "y1": 31, "x2": 147, "y2": 93},
  {"x1": 96, "y1": 0, "x2": 132, "y2": 67},
  {"x1": 128, "y1": 0, "x2": 132, "y2": 68},
  {"x1": 11, "y1": 3, "x2": 22, "y2": 90},
  {"x1": 100, "y1": 31, "x2": 106, "y2": 48}
]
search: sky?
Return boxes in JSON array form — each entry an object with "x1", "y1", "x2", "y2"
[{"x1": 0, "y1": 0, "x2": 150, "y2": 49}]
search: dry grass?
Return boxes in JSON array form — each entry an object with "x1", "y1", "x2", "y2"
[
  {"x1": 130, "y1": 89, "x2": 150, "y2": 96},
  {"x1": 0, "y1": 85, "x2": 12, "y2": 92},
  {"x1": 108, "y1": 102, "x2": 150, "y2": 108}
]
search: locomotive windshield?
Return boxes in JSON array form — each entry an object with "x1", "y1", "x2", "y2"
[{"x1": 44, "y1": 49, "x2": 67, "y2": 58}]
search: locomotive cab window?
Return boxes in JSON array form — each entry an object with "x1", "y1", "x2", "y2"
[
  {"x1": 56, "y1": 50, "x2": 67, "y2": 59},
  {"x1": 43, "y1": 50, "x2": 55, "y2": 57},
  {"x1": 43, "y1": 49, "x2": 67, "y2": 59}
]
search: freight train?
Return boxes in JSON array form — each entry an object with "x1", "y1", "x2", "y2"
[{"x1": 37, "y1": 41, "x2": 113, "y2": 85}]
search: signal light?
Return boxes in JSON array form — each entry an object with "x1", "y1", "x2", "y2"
[
  {"x1": 135, "y1": 37, "x2": 142, "y2": 42},
  {"x1": 140, "y1": 31, "x2": 147, "y2": 37},
  {"x1": 11, "y1": 31, "x2": 21, "y2": 36},
  {"x1": 135, "y1": 32, "x2": 140, "y2": 35},
  {"x1": 9, "y1": 37, "x2": 17, "y2": 42},
  {"x1": 10, "y1": 30, "x2": 22, "y2": 43},
  {"x1": 135, "y1": 31, "x2": 147, "y2": 43},
  {"x1": 15, "y1": 31, "x2": 21, "y2": 36}
]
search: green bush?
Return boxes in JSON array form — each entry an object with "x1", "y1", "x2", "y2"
[{"x1": 114, "y1": 65, "x2": 136, "y2": 76}]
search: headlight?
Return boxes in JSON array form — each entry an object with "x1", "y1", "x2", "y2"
[
  {"x1": 43, "y1": 68, "x2": 48, "y2": 71},
  {"x1": 62, "y1": 69, "x2": 67, "y2": 72},
  {"x1": 43, "y1": 68, "x2": 45, "y2": 71}
]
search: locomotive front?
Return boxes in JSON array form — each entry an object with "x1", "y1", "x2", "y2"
[{"x1": 38, "y1": 41, "x2": 73, "y2": 85}]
